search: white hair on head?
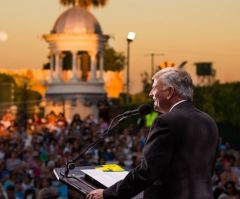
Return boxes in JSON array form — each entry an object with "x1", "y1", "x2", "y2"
[{"x1": 153, "y1": 67, "x2": 194, "y2": 101}]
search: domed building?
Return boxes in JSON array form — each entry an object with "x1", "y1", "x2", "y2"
[{"x1": 43, "y1": 5, "x2": 109, "y2": 119}]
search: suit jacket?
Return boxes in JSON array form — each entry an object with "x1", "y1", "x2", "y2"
[{"x1": 103, "y1": 101, "x2": 219, "y2": 199}]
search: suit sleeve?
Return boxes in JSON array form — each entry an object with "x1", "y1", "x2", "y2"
[{"x1": 103, "y1": 118, "x2": 174, "y2": 199}]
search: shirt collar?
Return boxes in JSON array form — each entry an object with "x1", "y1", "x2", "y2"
[{"x1": 169, "y1": 100, "x2": 187, "y2": 112}]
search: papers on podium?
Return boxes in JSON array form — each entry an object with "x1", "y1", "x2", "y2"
[
  {"x1": 81, "y1": 169, "x2": 129, "y2": 187},
  {"x1": 53, "y1": 165, "x2": 143, "y2": 198}
]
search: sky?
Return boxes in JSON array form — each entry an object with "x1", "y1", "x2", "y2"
[{"x1": 0, "y1": 0, "x2": 240, "y2": 94}]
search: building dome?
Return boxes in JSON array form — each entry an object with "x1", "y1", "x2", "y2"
[{"x1": 52, "y1": 6, "x2": 102, "y2": 34}]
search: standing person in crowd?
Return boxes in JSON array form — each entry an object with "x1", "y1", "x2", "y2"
[
  {"x1": 87, "y1": 68, "x2": 219, "y2": 199},
  {"x1": 224, "y1": 181, "x2": 240, "y2": 199},
  {"x1": 220, "y1": 162, "x2": 239, "y2": 185}
]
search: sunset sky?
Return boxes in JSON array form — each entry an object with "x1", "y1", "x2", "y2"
[{"x1": 0, "y1": 0, "x2": 240, "y2": 93}]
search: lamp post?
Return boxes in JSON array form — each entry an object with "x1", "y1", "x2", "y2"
[{"x1": 126, "y1": 32, "x2": 136, "y2": 104}]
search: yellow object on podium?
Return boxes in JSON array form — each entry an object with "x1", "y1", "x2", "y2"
[{"x1": 96, "y1": 164, "x2": 125, "y2": 172}]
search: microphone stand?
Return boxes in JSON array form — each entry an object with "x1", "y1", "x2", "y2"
[{"x1": 63, "y1": 114, "x2": 137, "y2": 178}]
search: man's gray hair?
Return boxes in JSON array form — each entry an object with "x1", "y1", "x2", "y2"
[{"x1": 153, "y1": 67, "x2": 193, "y2": 101}]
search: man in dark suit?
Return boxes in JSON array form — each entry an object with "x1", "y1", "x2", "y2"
[{"x1": 87, "y1": 68, "x2": 219, "y2": 199}]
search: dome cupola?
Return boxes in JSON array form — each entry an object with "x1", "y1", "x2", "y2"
[{"x1": 52, "y1": 6, "x2": 102, "y2": 34}]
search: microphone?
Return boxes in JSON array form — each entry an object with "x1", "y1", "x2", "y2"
[{"x1": 118, "y1": 104, "x2": 152, "y2": 118}]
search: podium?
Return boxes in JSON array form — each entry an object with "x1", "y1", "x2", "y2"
[{"x1": 53, "y1": 166, "x2": 143, "y2": 198}]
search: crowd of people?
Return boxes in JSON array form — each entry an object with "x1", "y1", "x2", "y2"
[
  {"x1": 212, "y1": 142, "x2": 240, "y2": 199},
  {"x1": 0, "y1": 109, "x2": 148, "y2": 199},
  {"x1": 0, "y1": 109, "x2": 239, "y2": 199}
]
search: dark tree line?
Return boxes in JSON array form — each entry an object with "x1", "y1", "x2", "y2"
[
  {"x1": 0, "y1": 73, "x2": 42, "y2": 117},
  {"x1": 194, "y1": 82, "x2": 240, "y2": 126}
]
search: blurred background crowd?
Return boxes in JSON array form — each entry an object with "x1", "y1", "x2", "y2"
[{"x1": 0, "y1": 108, "x2": 240, "y2": 199}]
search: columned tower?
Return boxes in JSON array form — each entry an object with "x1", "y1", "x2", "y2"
[{"x1": 43, "y1": 5, "x2": 109, "y2": 119}]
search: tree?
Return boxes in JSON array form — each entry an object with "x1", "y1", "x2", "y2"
[
  {"x1": 0, "y1": 73, "x2": 42, "y2": 119},
  {"x1": 59, "y1": 0, "x2": 108, "y2": 8},
  {"x1": 0, "y1": 74, "x2": 16, "y2": 107},
  {"x1": 0, "y1": 73, "x2": 16, "y2": 88},
  {"x1": 193, "y1": 82, "x2": 240, "y2": 126},
  {"x1": 104, "y1": 45, "x2": 125, "y2": 71},
  {"x1": 140, "y1": 71, "x2": 151, "y2": 93}
]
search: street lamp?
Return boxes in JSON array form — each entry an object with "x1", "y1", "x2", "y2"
[{"x1": 126, "y1": 32, "x2": 136, "y2": 104}]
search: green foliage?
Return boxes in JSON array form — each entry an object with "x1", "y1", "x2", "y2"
[
  {"x1": 0, "y1": 73, "x2": 42, "y2": 116},
  {"x1": 131, "y1": 93, "x2": 152, "y2": 105},
  {"x1": 104, "y1": 45, "x2": 125, "y2": 71},
  {"x1": 193, "y1": 82, "x2": 240, "y2": 126},
  {"x1": 123, "y1": 71, "x2": 152, "y2": 105},
  {"x1": 0, "y1": 73, "x2": 16, "y2": 85},
  {"x1": 15, "y1": 87, "x2": 42, "y2": 103},
  {"x1": 59, "y1": 0, "x2": 108, "y2": 8},
  {"x1": 140, "y1": 71, "x2": 151, "y2": 94},
  {"x1": 0, "y1": 74, "x2": 16, "y2": 106},
  {"x1": 17, "y1": 86, "x2": 42, "y2": 118}
]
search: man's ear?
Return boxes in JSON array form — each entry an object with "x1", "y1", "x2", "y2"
[{"x1": 166, "y1": 87, "x2": 174, "y2": 100}]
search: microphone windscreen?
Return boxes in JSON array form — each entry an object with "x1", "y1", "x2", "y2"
[{"x1": 138, "y1": 104, "x2": 152, "y2": 115}]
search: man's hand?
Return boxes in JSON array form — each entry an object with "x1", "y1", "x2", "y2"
[{"x1": 86, "y1": 189, "x2": 104, "y2": 199}]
